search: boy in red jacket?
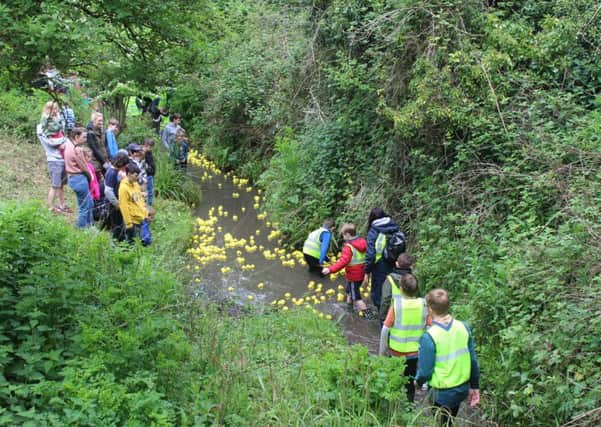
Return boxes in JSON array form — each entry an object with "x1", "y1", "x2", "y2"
[{"x1": 322, "y1": 223, "x2": 374, "y2": 318}]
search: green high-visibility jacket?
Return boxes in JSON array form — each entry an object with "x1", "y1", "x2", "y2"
[
  {"x1": 303, "y1": 227, "x2": 327, "y2": 258},
  {"x1": 346, "y1": 243, "x2": 366, "y2": 266},
  {"x1": 389, "y1": 296, "x2": 427, "y2": 353},
  {"x1": 427, "y1": 320, "x2": 471, "y2": 389}
]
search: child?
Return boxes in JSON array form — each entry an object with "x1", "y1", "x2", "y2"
[
  {"x1": 322, "y1": 223, "x2": 374, "y2": 318},
  {"x1": 82, "y1": 147, "x2": 100, "y2": 201},
  {"x1": 105, "y1": 118, "x2": 120, "y2": 159},
  {"x1": 127, "y1": 143, "x2": 147, "y2": 192},
  {"x1": 415, "y1": 289, "x2": 481, "y2": 425},
  {"x1": 170, "y1": 128, "x2": 189, "y2": 169},
  {"x1": 37, "y1": 102, "x2": 70, "y2": 214},
  {"x1": 379, "y1": 252, "x2": 415, "y2": 322},
  {"x1": 61, "y1": 102, "x2": 75, "y2": 135},
  {"x1": 104, "y1": 152, "x2": 130, "y2": 241},
  {"x1": 140, "y1": 206, "x2": 156, "y2": 246},
  {"x1": 40, "y1": 101, "x2": 65, "y2": 141},
  {"x1": 118, "y1": 163, "x2": 150, "y2": 244},
  {"x1": 143, "y1": 137, "x2": 156, "y2": 206},
  {"x1": 303, "y1": 218, "x2": 335, "y2": 276},
  {"x1": 378, "y1": 273, "x2": 427, "y2": 403}
]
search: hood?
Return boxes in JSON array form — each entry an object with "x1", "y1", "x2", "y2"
[{"x1": 371, "y1": 216, "x2": 399, "y2": 234}]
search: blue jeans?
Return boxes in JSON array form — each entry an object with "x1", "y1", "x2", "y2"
[
  {"x1": 68, "y1": 174, "x2": 94, "y2": 228},
  {"x1": 146, "y1": 175, "x2": 154, "y2": 206}
]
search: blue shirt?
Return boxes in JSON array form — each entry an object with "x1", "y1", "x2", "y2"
[
  {"x1": 106, "y1": 130, "x2": 119, "y2": 159},
  {"x1": 415, "y1": 319, "x2": 480, "y2": 408},
  {"x1": 319, "y1": 230, "x2": 332, "y2": 265}
]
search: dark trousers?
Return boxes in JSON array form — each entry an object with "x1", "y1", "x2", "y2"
[
  {"x1": 434, "y1": 402, "x2": 460, "y2": 426},
  {"x1": 125, "y1": 223, "x2": 141, "y2": 244},
  {"x1": 304, "y1": 253, "x2": 324, "y2": 276},
  {"x1": 108, "y1": 205, "x2": 125, "y2": 241},
  {"x1": 370, "y1": 259, "x2": 394, "y2": 310},
  {"x1": 404, "y1": 358, "x2": 418, "y2": 403}
]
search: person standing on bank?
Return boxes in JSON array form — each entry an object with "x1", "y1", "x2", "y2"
[
  {"x1": 63, "y1": 127, "x2": 94, "y2": 228},
  {"x1": 161, "y1": 113, "x2": 181, "y2": 150},
  {"x1": 416, "y1": 288, "x2": 480, "y2": 426},
  {"x1": 363, "y1": 208, "x2": 399, "y2": 311},
  {"x1": 302, "y1": 218, "x2": 335, "y2": 276},
  {"x1": 86, "y1": 112, "x2": 110, "y2": 179}
]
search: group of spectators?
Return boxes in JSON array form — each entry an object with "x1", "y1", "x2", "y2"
[
  {"x1": 36, "y1": 100, "x2": 190, "y2": 244},
  {"x1": 134, "y1": 95, "x2": 191, "y2": 167}
]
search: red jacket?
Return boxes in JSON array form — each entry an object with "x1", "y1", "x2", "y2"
[{"x1": 327, "y1": 237, "x2": 367, "y2": 282}]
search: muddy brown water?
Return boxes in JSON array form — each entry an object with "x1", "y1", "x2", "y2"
[
  {"x1": 188, "y1": 166, "x2": 381, "y2": 353},
  {"x1": 187, "y1": 164, "x2": 490, "y2": 425}
]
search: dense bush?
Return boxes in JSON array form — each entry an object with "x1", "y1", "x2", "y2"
[
  {"x1": 0, "y1": 90, "x2": 49, "y2": 140},
  {"x1": 0, "y1": 201, "x2": 199, "y2": 424}
]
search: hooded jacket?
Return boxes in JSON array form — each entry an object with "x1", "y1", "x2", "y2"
[
  {"x1": 364, "y1": 216, "x2": 399, "y2": 274},
  {"x1": 327, "y1": 236, "x2": 367, "y2": 282}
]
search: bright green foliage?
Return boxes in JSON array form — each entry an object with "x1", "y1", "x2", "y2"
[
  {"x1": 0, "y1": 201, "x2": 199, "y2": 425},
  {"x1": 0, "y1": 90, "x2": 49, "y2": 140},
  {"x1": 173, "y1": 0, "x2": 601, "y2": 424},
  {"x1": 0, "y1": 0, "x2": 218, "y2": 99},
  {"x1": 192, "y1": 306, "x2": 413, "y2": 425},
  {"x1": 2, "y1": 0, "x2": 601, "y2": 423}
]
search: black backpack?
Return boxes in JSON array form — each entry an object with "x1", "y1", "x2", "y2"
[{"x1": 383, "y1": 231, "x2": 406, "y2": 264}]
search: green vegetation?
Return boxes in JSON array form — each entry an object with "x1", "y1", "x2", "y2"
[
  {"x1": 166, "y1": 1, "x2": 601, "y2": 424},
  {"x1": 0, "y1": 200, "x2": 197, "y2": 425},
  {"x1": 1, "y1": 0, "x2": 600, "y2": 425}
]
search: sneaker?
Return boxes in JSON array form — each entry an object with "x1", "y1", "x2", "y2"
[
  {"x1": 361, "y1": 308, "x2": 377, "y2": 320},
  {"x1": 59, "y1": 205, "x2": 74, "y2": 213}
]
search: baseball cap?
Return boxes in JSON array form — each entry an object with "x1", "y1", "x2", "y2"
[{"x1": 127, "y1": 143, "x2": 142, "y2": 152}]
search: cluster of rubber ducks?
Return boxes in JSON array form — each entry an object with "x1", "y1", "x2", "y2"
[
  {"x1": 188, "y1": 150, "x2": 222, "y2": 179},
  {"x1": 186, "y1": 150, "x2": 372, "y2": 320}
]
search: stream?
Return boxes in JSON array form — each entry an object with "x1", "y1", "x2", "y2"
[
  {"x1": 185, "y1": 152, "x2": 489, "y2": 425},
  {"x1": 187, "y1": 152, "x2": 381, "y2": 353}
]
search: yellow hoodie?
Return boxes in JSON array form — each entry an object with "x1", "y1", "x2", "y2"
[{"x1": 118, "y1": 178, "x2": 147, "y2": 228}]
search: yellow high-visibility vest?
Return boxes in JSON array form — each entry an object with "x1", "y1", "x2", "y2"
[
  {"x1": 387, "y1": 274, "x2": 402, "y2": 297},
  {"x1": 346, "y1": 242, "x2": 366, "y2": 266},
  {"x1": 374, "y1": 233, "x2": 386, "y2": 263},
  {"x1": 427, "y1": 320, "x2": 471, "y2": 389},
  {"x1": 389, "y1": 296, "x2": 426, "y2": 353},
  {"x1": 303, "y1": 227, "x2": 327, "y2": 258}
]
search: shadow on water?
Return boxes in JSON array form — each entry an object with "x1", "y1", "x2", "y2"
[{"x1": 187, "y1": 165, "x2": 381, "y2": 353}]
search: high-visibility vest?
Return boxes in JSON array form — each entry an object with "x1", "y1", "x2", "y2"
[
  {"x1": 346, "y1": 242, "x2": 366, "y2": 266},
  {"x1": 389, "y1": 296, "x2": 426, "y2": 353},
  {"x1": 387, "y1": 274, "x2": 402, "y2": 297},
  {"x1": 303, "y1": 227, "x2": 327, "y2": 258},
  {"x1": 427, "y1": 320, "x2": 471, "y2": 389},
  {"x1": 374, "y1": 233, "x2": 386, "y2": 263}
]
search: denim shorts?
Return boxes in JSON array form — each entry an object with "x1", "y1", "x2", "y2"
[{"x1": 48, "y1": 161, "x2": 66, "y2": 188}]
